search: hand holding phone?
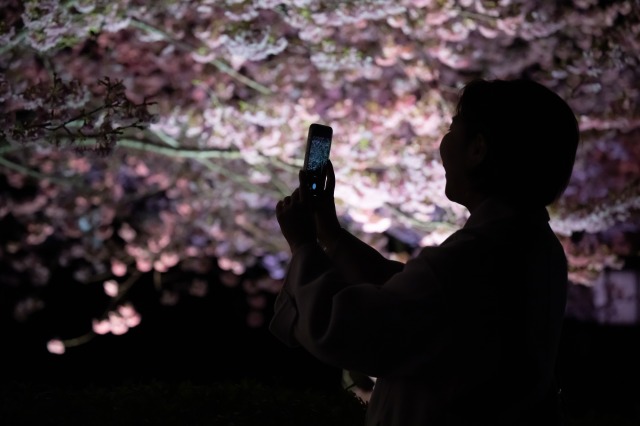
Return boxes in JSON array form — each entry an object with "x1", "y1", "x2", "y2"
[{"x1": 303, "y1": 123, "x2": 333, "y2": 197}]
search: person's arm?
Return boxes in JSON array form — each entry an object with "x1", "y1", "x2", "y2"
[
  {"x1": 306, "y1": 161, "x2": 404, "y2": 285},
  {"x1": 321, "y1": 227, "x2": 404, "y2": 285},
  {"x1": 269, "y1": 164, "x2": 443, "y2": 376},
  {"x1": 269, "y1": 241, "x2": 332, "y2": 348},
  {"x1": 269, "y1": 229, "x2": 404, "y2": 348},
  {"x1": 271, "y1": 245, "x2": 449, "y2": 378}
]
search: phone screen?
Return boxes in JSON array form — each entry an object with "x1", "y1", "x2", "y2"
[
  {"x1": 306, "y1": 136, "x2": 331, "y2": 174},
  {"x1": 304, "y1": 124, "x2": 332, "y2": 196}
]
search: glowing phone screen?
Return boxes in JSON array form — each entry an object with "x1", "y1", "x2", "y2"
[
  {"x1": 304, "y1": 124, "x2": 332, "y2": 196},
  {"x1": 306, "y1": 136, "x2": 331, "y2": 173}
]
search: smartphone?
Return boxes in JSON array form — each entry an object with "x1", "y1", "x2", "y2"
[{"x1": 303, "y1": 123, "x2": 333, "y2": 197}]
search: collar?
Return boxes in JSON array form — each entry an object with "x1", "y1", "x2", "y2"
[{"x1": 463, "y1": 196, "x2": 550, "y2": 230}]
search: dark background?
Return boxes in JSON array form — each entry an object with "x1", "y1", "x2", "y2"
[
  {"x1": 3, "y1": 267, "x2": 640, "y2": 415},
  {"x1": 2, "y1": 267, "x2": 342, "y2": 390}
]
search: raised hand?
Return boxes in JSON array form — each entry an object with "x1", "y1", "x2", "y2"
[
  {"x1": 275, "y1": 186, "x2": 316, "y2": 254},
  {"x1": 300, "y1": 160, "x2": 342, "y2": 253}
]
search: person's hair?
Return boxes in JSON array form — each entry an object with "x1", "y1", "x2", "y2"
[{"x1": 455, "y1": 78, "x2": 580, "y2": 207}]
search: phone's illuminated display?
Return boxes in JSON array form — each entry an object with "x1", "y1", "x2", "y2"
[
  {"x1": 306, "y1": 136, "x2": 331, "y2": 173},
  {"x1": 304, "y1": 124, "x2": 332, "y2": 197}
]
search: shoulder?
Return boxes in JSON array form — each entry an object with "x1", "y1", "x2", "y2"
[
  {"x1": 415, "y1": 228, "x2": 491, "y2": 277},
  {"x1": 419, "y1": 228, "x2": 487, "y2": 258}
]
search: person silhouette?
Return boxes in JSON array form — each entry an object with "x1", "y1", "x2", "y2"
[{"x1": 271, "y1": 78, "x2": 579, "y2": 426}]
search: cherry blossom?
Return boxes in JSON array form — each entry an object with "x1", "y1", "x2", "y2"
[{"x1": 1, "y1": 0, "x2": 639, "y2": 352}]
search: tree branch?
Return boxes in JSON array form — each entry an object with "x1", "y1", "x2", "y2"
[
  {"x1": 129, "y1": 18, "x2": 271, "y2": 95},
  {"x1": 0, "y1": 155, "x2": 83, "y2": 186},
  {"x1": 196, "y1": 157, "x2": 282, "y2": 197},
  {"x1": 78, "y1": 137, "x2": 244, "y2": 159},
  {"x1": 61, "y1": 270, "x2": 144, "y2": 349}
]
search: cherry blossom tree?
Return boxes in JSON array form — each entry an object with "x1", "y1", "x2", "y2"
[{"x1": 1, "y1": 0, "x2": 639, "y2": 354}]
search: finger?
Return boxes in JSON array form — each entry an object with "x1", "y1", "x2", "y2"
[{"x1": 324, "y1": 160, "x2": 336, "y2": 196}]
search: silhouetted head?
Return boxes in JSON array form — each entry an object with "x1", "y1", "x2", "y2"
[{"x1": 439, "y1": 78, "x2": 579, "y2": 211}]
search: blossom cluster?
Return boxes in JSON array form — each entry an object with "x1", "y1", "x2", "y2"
[
  {"x1": 1, "y1": 0, "x2": 639, "y2": 353},
  {"x1": 2, "y1": 73, "x2": 157, "y2": 155}
]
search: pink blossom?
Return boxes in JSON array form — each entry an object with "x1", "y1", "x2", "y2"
[
  {"x1": 161, "y1": 252, "x2": 180, "y2": 268},
  {"x1": 103, "y1": 280, "x2": 119, "y2": 297},
  {"x1": 117, "y1": 303, "x2": 137, "y2": 318},
  {"x1": 125, "y1": 314, "x2": 141, "y2": 328},
  {"x1": 136, "y1": 258, "x2": 153, "y2": 273},
  {"x1": 108, "y1": 311, "x2": 128, "y2": 335},
  {"x1": 92, "y1": 319, "x2": 111, "y2": 335},
  {"x1": 176, "y1": 203, "x2": 192, "y2": 217},
  {"x1": 47, "y1": 339, "x2": 66, "y2": 355},
  {"x1": 153, "y1": 260, "x2": 168, "y2": 272},
  {"x1": 117, "y1": 224, "x2": 137, "y2": 242},
  {"x1": 111, "y1": 259, "x2": 127, "y2": 277},
  {"x1": 110, "y1": 322, "x2": 128, "y2": 335}
]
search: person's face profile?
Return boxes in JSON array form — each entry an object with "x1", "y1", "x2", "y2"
[
  {"x1": 439, "y1": 115, "x2": 487, "y2": 210},
  {"x1": 439, "y1": 116, "x2": 467, "y2": 203}
]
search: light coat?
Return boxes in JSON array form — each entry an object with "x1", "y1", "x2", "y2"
[{"x1": 270, "y1": 197, "x2": 567, "y2": 425}]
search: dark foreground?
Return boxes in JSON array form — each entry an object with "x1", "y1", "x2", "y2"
[
  {"x1": 1, "y1": 376, "x2": 639, "y2": 426},
  {"x1": 3, "y1": 277, "x2": 639, "y2": 425}
]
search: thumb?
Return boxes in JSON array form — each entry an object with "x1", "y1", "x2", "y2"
[{"x1": 298, "y1": 169, "x2": 309, "y2": 204}]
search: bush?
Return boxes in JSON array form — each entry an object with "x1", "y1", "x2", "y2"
[
  {"x1": 0, "y1": 379, "x2": 367, "y2": 426},
  {"x1": 3, "y1": 378, "x2": 638, "y2": 425}
]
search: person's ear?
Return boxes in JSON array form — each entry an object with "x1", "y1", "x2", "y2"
[{"x1": 466, "y1": 133, "x2": 487, "y2": 168}]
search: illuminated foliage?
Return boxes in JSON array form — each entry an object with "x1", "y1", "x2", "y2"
[{"x1": 1, "y1": 0, "x2": 639, "y2": 352}]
